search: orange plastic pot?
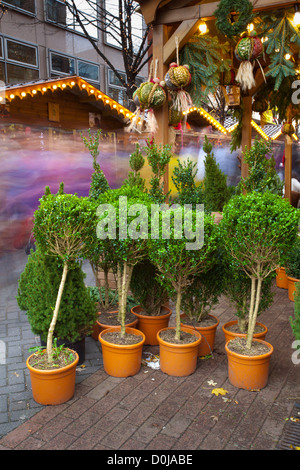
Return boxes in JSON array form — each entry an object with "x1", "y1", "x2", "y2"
[
  {"x1": 131, "y1": 305, "x2": 172, "y2": 345},
  {"x1": 180, "y1": 314, "x2": 219, "y2": 357},
  {"x1": 276, "y1": 267, "x2": 288, "y2": 289},
  {"x1": 225, "y1": 338, "x2": 273, "y2": 390},
  {"x1": 222, "y1": 320, "x2": 268, "y2": 344},
  {"x1": 287, "y1": 276, "x2": 299, "y2": 302},
  {"x1": 26, "y1": 350, "x2": 79, "y2": 405},
  {"x1": 99, "y1": 326, "x2": 145, "y2": 378},
  {"x1": 92, "y1": 311, "x2": 137, "y2": 340},
  {"x1": 157, "y1": 326, "x2": 202, "y2": 377}
]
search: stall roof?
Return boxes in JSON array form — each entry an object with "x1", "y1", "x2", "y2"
[{"x1": 0, "y1": 75, "x2": 135, "y2": 124}]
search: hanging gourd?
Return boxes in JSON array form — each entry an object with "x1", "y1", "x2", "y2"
[
  {"x1": 164, "y1": 36, "x2": 193, "y2": 115},
  {"x1": 128, "y1": 59, "x2": 167, "y2": 134},
  {"x1": 252, "y1": 97, "x2": 269, "y2": 114},
  {"x1": 281, "y1": 122, "x2": 295, "y2": 136},
  {"x1": 235, "y1": 31, "x2": 264, "y2": 92},
  {"x1": 168, "y1": 105, "x2": 183, "y2": 127}
]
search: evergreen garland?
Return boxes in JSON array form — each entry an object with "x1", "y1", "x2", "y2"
[
  {"x1": 257, "y1": 9, "x2": 299, "y2": 91},
  {"x1": 180, "y1": 34, "x2": 231, "y2": 107}
]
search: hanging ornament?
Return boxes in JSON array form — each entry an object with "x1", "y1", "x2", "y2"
[
  {"x1": 220, "y1": 65, "x2": 236, "y2": 86},
  {"x1": 235, "y1": 31, "x2": 264, "y2": 92},
  {"x1": 281, "y1": 122, "x2": 295, "y2": 136},
  {"x1": 164, "y1": 36, "x2": 193, "y2": 115},
  {"x1": 252, "y1": 97, "x2": 269, "y2": 114},
  {"x1": 127, "y1": 59, "x2": 167, "y2": 134}
]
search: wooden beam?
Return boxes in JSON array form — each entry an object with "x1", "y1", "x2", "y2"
[
  {"x1": 154, "y1": 0, "x2": 294, "y2": 25},
  {"x1": 241, "y1": 96, "x2": 252, "y2": 179},
  {"x1": 152, "y1": 24, "x2": 170, "y2": 193},
  {"x1": 163, "y1": 18, "x2": 202, "y2": 64},
  {"x1": 284, "y1": 135, "x2": 292, "y2": 203}
]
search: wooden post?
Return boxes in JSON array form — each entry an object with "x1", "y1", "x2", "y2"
[
  {"x1": 152, "y1": 24, "x2": 170, "y2": 194},
  {"x1": 284, "y1": 135, "x2": 292, "y2": 203},
  {"x1": 241, "y1": 96, "x2": 252, "y2": 179}
]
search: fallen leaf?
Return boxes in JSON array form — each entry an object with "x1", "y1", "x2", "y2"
[
  {"x1": 207, "y1": 380, "x2": 217, "y2": 386},
  {"x1": 211, "y1": 388, "x2": 228, "y2": 396},
  {"x1": 211, "y1": 415, "x2": 219, "y2": 422}
]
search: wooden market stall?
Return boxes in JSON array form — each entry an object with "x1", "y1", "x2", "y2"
[{"x1": 136, "y1": 0, "x2": 300, "y2": 201}]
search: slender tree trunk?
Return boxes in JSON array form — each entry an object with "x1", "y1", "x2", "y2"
[
  {"x1": 47, "y1": 263, "x2": 68, "y2": 359},
  {"x1": 104, "y1": 268, "x2": 109, "y2": 310},
  {"x1": 175, "y1": 287, "x2": 182, "y2": 341},
  {"x1": 246, "y1": 277, "x2": 263, "y2": 349},
  {"x1": 238, "y1": 295, "x2": 248, "y2": 332}
]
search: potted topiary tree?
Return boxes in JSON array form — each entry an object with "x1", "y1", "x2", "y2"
[
  {"x1": 179, "y1": 249, "x2": 224, "y2": 357},
  {"x1": 220, "y1": 191, "x2": 299, "y2": 390},
  {"x1": 96, "y1": 185, "x2": 154, "y2": 377},
  {"x1": 221, "y1": 257, "x2": 274, "y2": 343},
  {"x1": 290, "y1": 282, "x2": 300, "y2": 346},
  {"x1": 148, "y1": 207, "x2": 219, "y2": 376},
  {"x1": 17, "y1": 248, "x2": 97, "y2": 365},
  {"x1": 130, "y1": 258, "x2": 171, "y2": 345},
  {"x1": 284, "y1": 238, "x2": 300, "y2": 301},
  {"x1": 26, "y1": 188, "x2": 98, "y2": 405}
]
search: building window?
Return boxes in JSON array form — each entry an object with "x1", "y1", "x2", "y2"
[
  {"x1": 78, "y1": 60, "x2": 99, "y2": 82},
  {"x1": 49, "y1": 50, "x2": 100, "y2": 87},
  {"x1": 0, "y1": 36, "x2": 39, "y2": 85},
  {"x1": 6, "y1": 63, "x2": 39, "y2": 84},
  {"x1": 104, "y1": 0, "x2": 143, "y2": 53},
  {"x1": 6, "y1": 39, "x2": 38, "y2": 67},
  {"x1": 45, "y1": 0, "x2": 98, "y2": 38},
  {"x1": 50, "y1": 52, "x2": 75, "y2": 75},
  {"x1": 108, "y1": 68, "x2": 143, "y2": 108},
  {"x1": 2, "y1": 0, "x2": 36, "y2": 15}
]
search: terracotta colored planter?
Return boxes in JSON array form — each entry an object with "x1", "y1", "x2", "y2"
[
  {"x1": 26, "y1": 350, "x2": 79, "y2": 405},
  {"x1": 131, "y1": 305, "x2": 172, "y2": 345},
  {"x1": 180, "y1": 314, "x2": 219, "y2": 357},
  {"x1": 157, "y1": 326, "x2": 202, "y2": 377},
  {"x1": 222, "y1": 320, "x2": 268, "y2": 344},
  {"x1": 287, "y1": 276, "x2": 300, "y2": 302},
  {"x1": 225, "y1": 338, "x2": 273, "y2": 390},
  {"x1": 276, "y1": 267, "x2": 288, "y2": 289},
  {"x1": 92, "y1": 311, "x2": 137, "y2": 340},
  {"x1": 99, "y1": 326, "x2": 145, "y2": 378}
]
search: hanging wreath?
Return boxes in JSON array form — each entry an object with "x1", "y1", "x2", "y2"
[{"x1": 214, "y1": 0, "x2": 253, "y2": 38}]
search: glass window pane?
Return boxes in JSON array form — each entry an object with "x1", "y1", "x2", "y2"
[
  {"x1": 46, "y1": 0, "x2": 66, "y2": 25},
  {"x1": 0, "y1": 39, "x2": 2, "y2": 59},
  {"x1": 51, "y1": 53, "x2": 75, "y2": 74},
  {"x1": 78, "y1": 61, "x2": 99, "y2": 81},
  {"x1": 108, "y1": 69, "x2": 125, "y2": 87},
  {"x1": 7, "y1": 63, "x2": 39, "y2": 84},
  {"x1": 6, "y1": 40, "x2": 37, "y2": 66},
  {"x1": 108, "y1": 86, "x2": 128, "y2": 108},
  {"x1": 0, "y1": 62, "x2": 5, "y2": 83},
  {"x1": 3, "y1": 0, "x2": 35, "y2": 14},
  {"x1": 71, "y1": 0, "x2": 98, "y2": 38},
  {"x1": 105, "y1": 0, "x2": 143, "y2": 53}
]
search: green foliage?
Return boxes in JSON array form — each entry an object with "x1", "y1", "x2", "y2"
[
  {"x1": 130, "y1": 258, "x2": 169, "y2": 315},
  {"x1": 220, "y1": 191, "x2": 299, "y2": 347},
  {"x1": 123, "y1": 143, "x2": 146, "y2": 190},
  {"x1": 229, "y1": 106, "x2": 243, "y2": 152},
  {"x1": 202, "y1": 136, "x2": 231, "y2": 212},
  {"x1": 34, "y1": 192, "x2": 98, "y2": 264},
  {"x1": 81, "y1": 129, "x2": 110, "y2": 199},
  {"x1": 237, "y1": 139, "x2": 284, "y2": 196},
  {"x1": 180, "y1": 34, "x2": 231, "y2": 106},
  {"x1": 143, "y1": 139, "x2": 172, "y2": 203},
  {"x1": 171, "y1": 158, "x2": 204, "y2": 209},
  {"x1": 17, "y1": 249, "x2": 97, "y2": 342},
  {"x1": 290, "y1": 282, "x2": 300, "y2": 341},
  {"x1": 285, "y1": 238, "x2": 300, "y2": 279},
  {"x1": 214, "y1": 0, "x2": 254, "y2": 38},
  {"x1": 258, "y1": 10, "x2": 298, "y2": 91},
  {"x1": 148, "y1": 210, "x2": 219, "y2": 339},
  {"x1": 87, "y1": 286, "x2": 136, "y2": 312},
  {"x1": 223, "y1": 256, "x2": 274, "y2": 332},
  {"x1": 181, "y1": 247, "x2": 224, "y2": 323}
]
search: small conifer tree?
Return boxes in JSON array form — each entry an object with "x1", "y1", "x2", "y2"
[
  {"x1": 202, "y1": 136, "x2": 230, "y2": 212},
  {"x1": 81, "y1": 129, "x2": 110, "y2": 199}
]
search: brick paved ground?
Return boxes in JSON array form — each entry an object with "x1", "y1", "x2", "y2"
[{"x1": 0, "y1": 249, "x2": 299, "y2": 451}]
